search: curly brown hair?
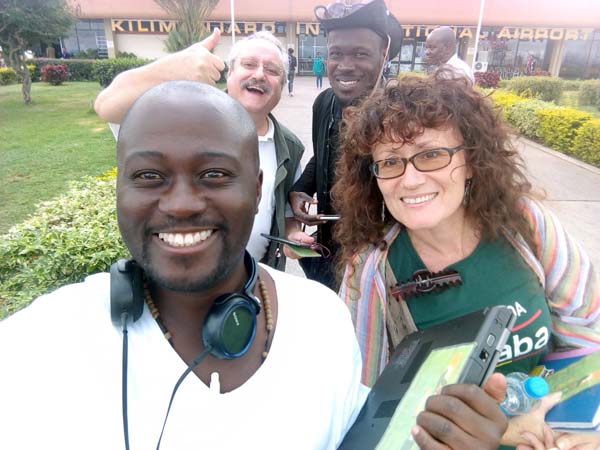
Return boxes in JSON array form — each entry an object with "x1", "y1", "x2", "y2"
[{"x1": 331, "y1": 72, "x2": 536, "y2": 274}]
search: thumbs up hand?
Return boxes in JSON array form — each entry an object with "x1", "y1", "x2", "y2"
[{"x1": 159, "y1": 27, "x2": 226, "y2": 85}]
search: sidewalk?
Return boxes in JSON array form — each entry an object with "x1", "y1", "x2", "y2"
[{"x1": 273, "y1": 76, "x2": 600, "y2": 272}]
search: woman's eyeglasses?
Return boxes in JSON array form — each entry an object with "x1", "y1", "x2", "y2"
[
  {"x1": 314, "y1": 1, "x2": 372, "y2": 20},
  {"x1": 370, "y1": 145, "x2": 464, "y2": 179}
]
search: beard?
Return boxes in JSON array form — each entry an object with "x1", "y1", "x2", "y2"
[{"x1": 137, "y1": 222, "x2": 243, "y2": 293}]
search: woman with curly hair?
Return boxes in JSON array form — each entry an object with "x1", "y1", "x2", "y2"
[
  {"x1": 332, "y1": 73, "x2": 600, "y2": 446},
  {"x1": 333, "y1": 72, "x2": 600, "y2": 448}
]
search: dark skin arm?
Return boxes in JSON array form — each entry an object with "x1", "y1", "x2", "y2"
[{"x1": 412, "y1": 373, "x2": 508, "y2": 450}]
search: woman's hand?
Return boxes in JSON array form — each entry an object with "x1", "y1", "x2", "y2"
[
  {"x1": 519, "y1": 424, "x2": 600, "y2": 450},
  {"x1": 411, "y1": 373, "x2": 508, "y2": 449},
  {"x1": 501, "y1": 392, "x2": 562, "y2": 447}
]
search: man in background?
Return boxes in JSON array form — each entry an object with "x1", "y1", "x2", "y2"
[
  {"x1": 287, "y1": 0, "x2": 402, "y2": 290},
  {"x1": 313, "y1": 51, "x2": 325, "y2": 89},
  {"x1": 424, "y1": 26, "x2": 474, "y2": 84},
  {"x1": 287, "y1": 47, "x2": 297, "y2": 96}
]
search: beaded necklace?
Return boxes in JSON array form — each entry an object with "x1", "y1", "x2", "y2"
[{"x1": 143, "y1": 277, "x2": 273, "y2": 361}]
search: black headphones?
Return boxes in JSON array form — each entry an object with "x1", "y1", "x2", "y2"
[
  {"x1": 110, "y1": 250, "x2": 261, "y2": 359},
  {"x1": 110, "y1": 251, "x2": 262, "y2": 450}
]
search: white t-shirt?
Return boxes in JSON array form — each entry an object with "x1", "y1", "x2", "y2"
[
  {"x1": 0, "y1": 266, "x2": 368, "y2": 450},
  {"x1": 247, "y1": 117, "x2": 277, "y2": 261},
  {"x1": 444, "y1": 54, "x2": 475, "y2": 84}
]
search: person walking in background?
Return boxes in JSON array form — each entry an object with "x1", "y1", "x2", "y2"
[
  {"x1": 313, "y1": 51, "x2": 325, "y2": 89},
  {"x1": 287, "y1": 48, "x2": 297, "y2": 96},
  {"x1": 424, "y1": 26, "x2": 474, "y2": 84}
]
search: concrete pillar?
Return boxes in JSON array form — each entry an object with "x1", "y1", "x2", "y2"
[
  {"x1": 104, "y1": 19, "x2": 116, "y2": 58},
  {"x1": 548, "y1": 39, "x2": 565, "y2": 77}
]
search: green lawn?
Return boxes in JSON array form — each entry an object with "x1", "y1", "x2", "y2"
[{"x1": 0, "y1": 82, "x2": 116, "y2": 231}]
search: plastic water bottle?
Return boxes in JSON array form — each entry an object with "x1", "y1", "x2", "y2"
[{"x1": 500, "y1": 372, "x2": 549, "y2": 416}]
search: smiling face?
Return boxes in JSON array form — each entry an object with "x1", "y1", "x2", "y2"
[
  {"x1": 373, "y1": 127, "x2": 472, "y2": 234},
  {"x1": 227, "y1": 39, "x2": 285, "y2": 120},
  {"x1": 326, "y1": 28, "x2": 387, "y2": 106},
  {"x1": 117, "y1": 83, "x2": 261, "y2": 293}
]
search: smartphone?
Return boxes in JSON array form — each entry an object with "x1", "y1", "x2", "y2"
[
  {"x1": 317, "y1": 214, "x2": 341, "y2": 221},
  {"x1": 260, "y1": 233, "x2": 313, "y2": 248},
  {"x1": 337, "y1": 306, "x2": 516, "y2": 450}
]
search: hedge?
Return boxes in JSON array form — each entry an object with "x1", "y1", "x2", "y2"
[
  {"x1": 0, "y1": 65, "x2": 36, "y2": 85},
  {"x1": 506, "y1": 99, "x2": 553, "y2": 140},
  {"x1": 0, "y1": 67, "x2": 17, "y2": 85},
  {"x1": 31, "y1": 58, "x2": 96, "y2": 81},
  {"x1": 504, "y1": 76, "x2": 564, "y2": 103},
  {"x1": 489, "y1": 90, "x2": 525, "y2": 119},
  {"x1": 578, "y1": 79, "x2": 600, "y2": 109},
  {"x1": 572, "y1": 119, "x2": 600, "y2": 167},
  {"x1": 93, "y1": 57, "x2": 149, "y2": 87},
  {"x1": 0, "y1": 173, "x2": 128, "y2": 319},
  {"x1": 536, "y1": 107, "x2": 592, "y2": 153}
]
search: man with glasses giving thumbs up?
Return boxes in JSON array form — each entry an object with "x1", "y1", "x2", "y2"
[{"x1": 95, "y1": 30, "x2": 305, "y2": 272}]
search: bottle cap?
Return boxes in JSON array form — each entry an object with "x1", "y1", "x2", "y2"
[{"x1": 524, "y1": 376, "x2": 549, "y2": 398}]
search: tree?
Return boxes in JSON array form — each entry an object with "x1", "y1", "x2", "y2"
[
  {"x1": 0, "y1": 0, "x2": 74, "y2": 103},
  {"x1": 155, "y1": 0, "x2": 219, "y2": 53}
]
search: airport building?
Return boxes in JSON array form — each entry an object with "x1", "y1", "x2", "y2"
[{"x1": 63, "y1": 0, "x2": 599, "y2": 78}]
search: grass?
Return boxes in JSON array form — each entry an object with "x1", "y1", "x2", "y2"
[{"x1": 0, "y1": 82, "x2": 116, "y2": 231}]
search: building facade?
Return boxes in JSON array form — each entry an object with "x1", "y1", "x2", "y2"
[{"x1": 62, "y1": 0, "x2": 600, "y2": 79}]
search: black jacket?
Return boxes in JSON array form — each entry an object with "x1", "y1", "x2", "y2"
[{"x1": 291, "y1": 89, "x2": 342, "y2": 289}]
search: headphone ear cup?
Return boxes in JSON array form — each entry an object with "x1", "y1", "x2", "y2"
[
  {"x1": 110, "y1": 259, "x2": 145, "y2": 327},
  {"x1": 202, "y1": 293, "x2": 258, "y2": 359}
]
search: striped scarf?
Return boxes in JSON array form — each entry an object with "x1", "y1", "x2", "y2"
[{"x1": 339, "y1": 198, "x2": 600, "y2": 387}]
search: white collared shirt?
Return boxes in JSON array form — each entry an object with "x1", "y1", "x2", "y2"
[{"x1": 247, "y1": 117, "x2": 277, "y2": 261}]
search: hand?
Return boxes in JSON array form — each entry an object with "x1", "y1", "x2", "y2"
[
  {"x1": 502, "y1": 393, "x2": 562, "y2": 447},
  {"x1": 519, "y1": 424, "x2": 600, "y2": 450},
  {"x1": 411, "y1": 373, "x2": 508, "y2": 450},
  {"x1": 282, "y1": 230, "x2": 316, "y2": 259},
  {"x1": 158, "y1": 28, "x2": 225, "y2": 84},
  {"x1": 288, "y1": 191, "x2": 324, "y2": 226}
]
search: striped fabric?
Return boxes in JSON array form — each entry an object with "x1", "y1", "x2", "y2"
[{"x1": 339, "y1": 198, "x2": 600, "y2": 387}]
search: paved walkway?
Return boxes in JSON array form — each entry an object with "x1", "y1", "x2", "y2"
[{"x1": 274, "y1": 76, "x2": 600, "y2": 273}]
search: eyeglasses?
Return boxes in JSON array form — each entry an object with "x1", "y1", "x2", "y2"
[
  {"x1": 314, "y1": 1, "x2": 372, "y2": 20},
  {"x1": 238, "y1": 58, "x2": 284, "y2": 77},
  {"x1": 370, "y1": 145, "x2": 464, "y2": 179}
]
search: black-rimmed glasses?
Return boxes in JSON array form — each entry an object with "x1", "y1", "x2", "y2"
[
  {"x1": 370, "y1": 145, "x2": 464, "y2": 179},
  {"x1": 314, "y1": 1, "x2": 372, "y2": 20}
]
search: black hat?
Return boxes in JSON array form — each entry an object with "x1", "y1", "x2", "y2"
[{"x1": 315, "y1": 0, "x2": 403, "y2": 59}]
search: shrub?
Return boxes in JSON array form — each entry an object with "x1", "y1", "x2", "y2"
[
  {"x1": 31, "y1": 58, "x2": 96, "y2": 81},
  {"x1": 0, "y1": 174, "x2": 128, "y2": 319},
  {"x1": 505, "y1": 76, "x2": 564, "y2": 103},
  {"x1": 92, "y1": 57, "x2": 149, "y2": 87},
  {"x1": 578, "y1": 79, "x2": 600, "y2": 109},
  {"x1": 41, "y1": 63, "x2": 70, "y2": 85},
  {"x1": 506, "y1": 99, "x2": 553, "y2": 140},
  {"x1": 531, "y1": 69, "x2": 551, "y2": 77},
  {"x1": 562, "y1": 80, "x2": 582, "y2": 92},
  {"x1": 0, "y1": 67, "x2": 17, "y2": 85},
  {"x1": 536, "y1": 107, "x2": 592, "y2": 153},
  {"x1": 489, "y1": 90, "x2": 526, "y2": 119},
  {"x1": 116, "y1": 51, "x2": 138, "y2": 58},
  {"x1": 475, "y1": 71, "x2": 500, "y2": 88},
  {"x1": 572, "y1": 119, "x2": 600, "y2": 167}
]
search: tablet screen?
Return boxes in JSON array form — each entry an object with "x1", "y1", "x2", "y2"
[{"x1": 374, "y1": 342, "x2": 477, "y2": 450}]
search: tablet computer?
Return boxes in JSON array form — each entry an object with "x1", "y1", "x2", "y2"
[{"x1": 338, "y1": 305, "x2": 515, "y2": 450}]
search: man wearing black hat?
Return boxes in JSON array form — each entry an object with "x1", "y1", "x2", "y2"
[{"x1": 287, "y1": 0, "x2": 402, "y2": 290}]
